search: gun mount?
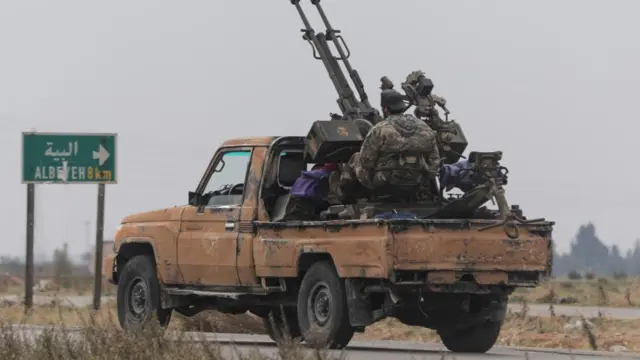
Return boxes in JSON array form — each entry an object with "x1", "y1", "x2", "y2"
[
  {"x1": 380, "y1": 71, "x2": 469, "y2": 164},
  {"x1": 290, "y1": 0, "x2": 382, "y2": 163}
]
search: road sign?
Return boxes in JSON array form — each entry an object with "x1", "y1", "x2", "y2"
[{"x1": 21, "y1": 132, "x2": 117, "y2": 184}]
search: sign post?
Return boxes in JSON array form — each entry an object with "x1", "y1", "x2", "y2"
[
  {"x1": 21, "y1": 132, "x2": 117, "y2": 311},
  {"x1": 24, "y1": 184, "x2": 35, "y2": 314},
  {"x1": 93, "y1": 183, "x2": 106, "y2": 310}
]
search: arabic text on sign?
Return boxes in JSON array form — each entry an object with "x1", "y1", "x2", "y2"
[{"x1": 44, "y1": 141, "x2": 79, "y2": 158}]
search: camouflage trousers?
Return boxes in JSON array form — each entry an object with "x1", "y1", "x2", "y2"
[
  {"x1": 329, "y1": 153, "x2": 374, "y2": 203},
  {"x1": 343, "y1": 153, "x2": 375, "y2": 189},
  {"x1": 332, "y1": 153, "x2": 437, "y2": 203}
]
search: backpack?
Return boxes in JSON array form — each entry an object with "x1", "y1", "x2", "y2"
[{"x1": 290, "y1": 169, "x2": 330, "y2": 200}]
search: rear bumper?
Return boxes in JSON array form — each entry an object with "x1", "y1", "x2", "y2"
[
  {"x1": 390, "y1": 269, "x2": 544, "y2": 290},
  {"x1": 102, "y1": 253, "x2": 117, "y2": 284}
]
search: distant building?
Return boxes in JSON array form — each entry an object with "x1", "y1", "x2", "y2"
[{"x1": 89, "y1": 240, "x2": 114, "y2": 276}]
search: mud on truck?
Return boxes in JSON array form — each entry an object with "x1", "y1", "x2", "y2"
[{"x1": 102, "y1": 0, "x2": 554, "y2": 354}]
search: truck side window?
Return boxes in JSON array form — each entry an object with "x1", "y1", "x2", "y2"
[{"x1": 203, "y1": 150, "x2": 251, "y2": 206}]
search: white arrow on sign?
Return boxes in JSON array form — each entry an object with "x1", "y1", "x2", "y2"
[{"x1": 92, "y1": 144, "x2": 110, "y2": 166}]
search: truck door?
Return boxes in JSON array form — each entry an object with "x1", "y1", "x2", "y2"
[
  {"x1": 235, "y1": 146, "x2": 268, "y2": 286},
  {"x1": 177, "y1": 147, "x2": 253, "y2": 286}
]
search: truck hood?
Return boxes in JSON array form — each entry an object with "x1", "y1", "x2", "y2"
[{"x1": 121, "y1": 206, "x2": 185, "y2": 224}]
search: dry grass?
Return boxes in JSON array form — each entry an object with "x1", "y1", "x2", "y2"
[
  {"x1": 511, "y1": 277, "x2": 640, "y2": 307},
  {"x1": 0, "y1": 300, "x2": 637, "y2": 354},
  {"x1": 0, "y1": 314, "x2": 341, "y2": 360},
  {"x1": 0, "y1": 299, "x2": 265, "y2": 335},
  {"x1": 0, "y1": 276, "x2": 114, "y2": 297},
  {"x1": 358, "y1": 311, "x2": 639, "y2": 352}
]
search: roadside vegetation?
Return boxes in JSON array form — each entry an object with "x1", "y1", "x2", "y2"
[
  {"x1": 0, "y1": 299, "x2": 635, "y2": 354},
  {"x1": 511, "y1": 276, "x2": 640, "y2": 308},
  {"x1": 0, "y1": 276, "x2": 638, "y2": 357}
]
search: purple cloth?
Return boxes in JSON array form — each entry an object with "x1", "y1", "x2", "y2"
[
  {"x1": 439, "y1": 159, "x2": 474, "y2": 191},
  {"x1": 290, "y1": 168, "x2": 331, "y2": 200}
]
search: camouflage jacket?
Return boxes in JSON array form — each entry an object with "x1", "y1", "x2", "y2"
[{"x1": 357, "y1": 113, "x2": 440, "y2": 188}]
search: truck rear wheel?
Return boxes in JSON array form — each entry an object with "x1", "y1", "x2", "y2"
[
  {"x1": 116, "y1": 254, "x2": 172, "y2": 331},
  {"x1": 435, "y1": 293, "x2": 507, "y2": 353},
  {"x1": 263, "y1": 305, "x2": 303, "y2": 345},
  {"x1": 296, "y1": 261, "x2": 354, "y2": 349},
  {"x1": 438, "y1": 320, "x2": 503, "y2": 353}
]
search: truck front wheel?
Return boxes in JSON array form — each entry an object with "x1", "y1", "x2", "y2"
[
  {"x1": 116, "y1": 254, "x2": 172, "y2": 330},
  {"x1": 296, "y1": 261, "x2": 354, "y2": 349}
]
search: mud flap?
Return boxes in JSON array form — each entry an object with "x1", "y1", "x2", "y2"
[{"x1": 344, "y1": 279, "x2": 374, "y2": 327}]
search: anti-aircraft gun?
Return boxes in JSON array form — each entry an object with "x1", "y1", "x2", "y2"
[
  {"x1": 289, "y1": 0, "x2": 545, "y2": 238},
  {"x1": 290, "y1": 0, "x2": 382, "y2": 164},
  {"x1": 380, "y1": 71, "x2": 468, "y2": 165}
]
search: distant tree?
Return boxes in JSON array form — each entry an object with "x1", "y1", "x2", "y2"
[
  {"x1": 569, "y1": 223, "x2": 609, "y2": 273},
  {"x1": 567, "y1": 270, "x2": 582, "y2": 280},
  {"x1": 584, "y1": 271, "x2": 595, "y2": 280},
  {"x1": 612, "y1": 271, "x2": 627, "y2": 280}
]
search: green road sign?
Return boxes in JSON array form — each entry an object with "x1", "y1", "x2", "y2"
[{"x1": 21, "y1": 132, "x2": 117, "y2": 184}]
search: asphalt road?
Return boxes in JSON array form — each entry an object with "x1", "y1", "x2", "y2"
[
  {"x1": 7, "y1": 325, "x2": 638, "y2": 359},
  {"x1": 3, "y1": 294, "x2": 640, "y2": 320}
]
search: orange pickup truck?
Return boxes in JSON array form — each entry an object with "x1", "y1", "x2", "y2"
[{"x1": 103, "y1": 135, "x2": 554, "y2": 353}]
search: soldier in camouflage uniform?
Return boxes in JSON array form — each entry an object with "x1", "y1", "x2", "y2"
[{"x1": 337, "y1": 89, "x2": 441, "y2": 202}]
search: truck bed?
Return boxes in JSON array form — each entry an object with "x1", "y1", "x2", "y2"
[{"x1": 253, "y1": 218, "x2": 553, "y2": 290}]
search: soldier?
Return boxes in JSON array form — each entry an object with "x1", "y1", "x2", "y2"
[{"x1": 337, "y1": 89, "x2": 441, "y2": 202}]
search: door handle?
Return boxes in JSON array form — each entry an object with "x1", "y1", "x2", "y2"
[
  {"x1": 185, "y1": 224, "x2": 202, "y2": 230},
  {"x1": 225, "y1": 222, "x2": 235, "y2": 231}
]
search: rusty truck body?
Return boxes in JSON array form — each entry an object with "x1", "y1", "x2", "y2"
[{"x1": 103, "y1": 135, "x2": 554, "y2": 353}]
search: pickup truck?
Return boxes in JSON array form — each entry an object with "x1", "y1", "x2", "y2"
[{"x1": 103, "y1": 135, "x2": 554, "y2": 353}]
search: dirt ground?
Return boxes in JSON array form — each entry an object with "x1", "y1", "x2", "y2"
[
  {"x1": 0, "y1": 300, "x2": 636, "y2": 353},
  {"x1": 511, "y1": 277, "x2": 640, "y2": 308}
]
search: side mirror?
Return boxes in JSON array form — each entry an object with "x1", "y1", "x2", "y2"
[{"x1": 188, "y1": 191, "x2": 201, "y2": 206}]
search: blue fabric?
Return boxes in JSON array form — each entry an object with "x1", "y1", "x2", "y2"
[
  {"x1": 439, "y1": 160, "x2": 473, "y2": 190},
  {"x1": 290, "y1": 168, "x2": 331, "y2": 200},
  {"x1": 374, "y1": 212, "x2": 417, "y2": 220},
  {"x1": 439, "y1": 159, "x2": 507, "y2": 192}
]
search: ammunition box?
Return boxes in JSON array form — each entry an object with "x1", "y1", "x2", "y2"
[
  {"x1": 304, "y1": 120, "x2": 364, "y2": 163},
  {"x1": 440, "y1": 121, "x2": 468, "y2": 164}
]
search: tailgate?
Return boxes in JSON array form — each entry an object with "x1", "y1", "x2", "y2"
[{"x1": 391, "y1": 220, "x2": 553, "y2": 285}]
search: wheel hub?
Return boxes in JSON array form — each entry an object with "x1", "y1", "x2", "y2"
[
  {"x1": 308, "y1": 282, "x2": 332, "y2": 326},
  {"x1": 127, "y1": 277, "x2": 149, "y2": 322}
]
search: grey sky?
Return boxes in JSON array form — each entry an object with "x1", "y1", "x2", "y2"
[{"x1": 1, "y1": 0, "x2": 637, "y2": 260}]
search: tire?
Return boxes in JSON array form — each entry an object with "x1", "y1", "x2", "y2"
[
  {"x1": 296, "y1": 261, "x2": 354, "y2": 349},
  {"x1": 116, "y1": 254, "x2": 172, "y2": 330},
  {"x1": 438, "y1": 319, "x2": 503, "y2": 353},
  {"x1": 263, "y1": 305, "x2": 303, "y2": 345}
]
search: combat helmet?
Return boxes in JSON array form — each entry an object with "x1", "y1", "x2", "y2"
[{"x1": 380, "y1": 89, "x2": 408, "y2": 113}]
